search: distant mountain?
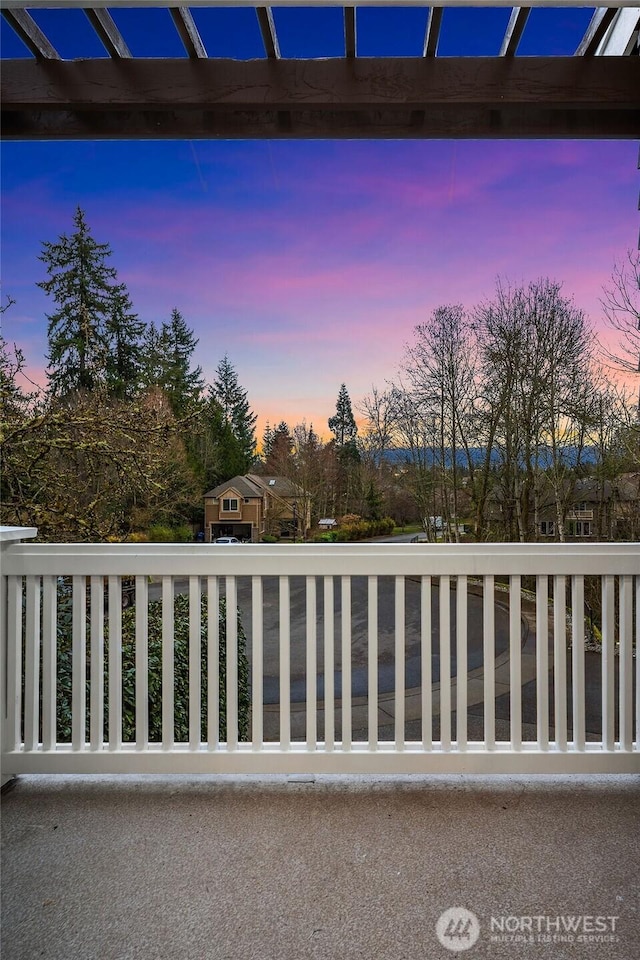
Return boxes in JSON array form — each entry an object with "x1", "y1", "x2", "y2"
[{"x1": 382, "y1": 446, "x2": 599, "y2": 468}]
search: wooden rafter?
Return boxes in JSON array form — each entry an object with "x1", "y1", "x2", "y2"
[
  {"x1": 1, "y1": 9, "x2": 60, "y2": 59},
  {"x1": 3, "y1": 57, "x2": 638, "y2": 140},
  {"x1": 576, "y1": 8, "x2": 619, "y2": 56},
  {"x1": 499, "y1": 6, "x2": 530, "y2": 57},
  {"x1": 344, "y1": 7, "x2": 356, "y2": 58},
  {"x1": 423, "y1": 7, "x2": 443, "y2": 57},
  {"x1": 84, "y1": 8, "x2": 131, "y2": 59},
  {"x1": 256, "y1": 7, "x2": 280, "y2": 59},
  {"x1": 169, "y1": 6, "x2": 207, "y2": 58}
]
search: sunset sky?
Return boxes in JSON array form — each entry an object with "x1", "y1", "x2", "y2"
[{"x1": 1, "y1": 7, "x2": 638, "y2": 439}]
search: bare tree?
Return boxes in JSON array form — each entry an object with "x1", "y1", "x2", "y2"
[{"x1": 601, "y1": 250, "x2": 640, "y2": 414}]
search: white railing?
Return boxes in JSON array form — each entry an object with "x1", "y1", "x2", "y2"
[{"x1": 1, "y1": 527, "x2": 639, "y2": 775}]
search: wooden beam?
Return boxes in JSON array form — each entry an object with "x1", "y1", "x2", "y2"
[
  {"x1": 256, "y1": 7, "x2": 280, "y2": 59},
  {"x1": 423, "y1": 7, "x2": 443, "y2": 57},
  {"x1": 576, "y1": 8, "x2": 618, "y2": 56},
  {"x1": 499, "y1": 7, "x2": 530, "y2": 57},
  {"x1": 2, "y1": 57, "x2": 638, "y2": 140},
  {"x1": 4, "y1": 105, "x2": 638, "y2": 140},
  {"x1": 1, "y1": 9, "x2": 60, "y2": 59},
  {"x1": 169, "y1": 7, "x2": 207, "y2": 58},
  {"x1": 344, "y1": 7, "x2": 356, "y2": 59},
  {"x1": 3, "y1": 57, "x2": 636, "y2": 108},
  {"x1": 84, "y1": 8, "x2": 131, "y2": 58}
]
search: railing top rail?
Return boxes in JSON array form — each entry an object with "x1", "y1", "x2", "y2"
[{"x1": 2, "y1": 540, "x2": 639, "y2": 578}]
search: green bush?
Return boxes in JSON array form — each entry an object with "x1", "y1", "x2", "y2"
[
  {"x1": 147, "y1": 524, "x2": 175, "y2": 543},
  {"x1": 55, "y1": 588, "x2": 250, "y2": 744},
  {"x1": 260, "y1": 534, "x2": 278, "y2": 543},
  {"x1": 173, "y1": 524, "x2": 195, "y2": 543}
]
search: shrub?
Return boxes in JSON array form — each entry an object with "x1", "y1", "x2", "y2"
[
  {"x1": 173, "y1": 524, "x2": 195, "y2": 543},
  {"x1": 55, "y1": 588, "x2": 250, "y2": 744},
  {"x1": 147, "y1": 524, "x2": 175, "y2": 542},
  {"x1": 260, "y1": 534, "x2": 278, "y2": 543},
  {"x1": 128, "y1": 531, "x2": 149, "y2": 543}
]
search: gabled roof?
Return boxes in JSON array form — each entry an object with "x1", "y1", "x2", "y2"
[
  {"x1": 204, "y1": 474, "x2": 301, "y2": 499},
  {"x1": 204, "y1": 476, "x2": 264, "y2": 499},
  {"x1": 247, "y1": 474, "x2": 301, "y2": 499}
]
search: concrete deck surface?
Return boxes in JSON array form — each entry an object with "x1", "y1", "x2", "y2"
[{"x1": 2, "y1": 774, "x2": 639, "y2": 960}]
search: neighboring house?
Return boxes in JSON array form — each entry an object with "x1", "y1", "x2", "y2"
[
  {"x1": 536, "y1": 478, "x2": 616, "y2": 542},
  {"x1": 204, "y1": 474, "x2": 309, "y2": 542},
  {"x1": 614, "y1": 473, "x2": 640, "y2": 541}
]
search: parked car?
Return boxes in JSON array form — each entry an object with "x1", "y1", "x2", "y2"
[{"x1": 214, "y1": 536, "x2": 241, "y2": 544}]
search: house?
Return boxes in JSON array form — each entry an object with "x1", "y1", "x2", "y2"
[{"x1": 204, "y1": 474, "x2": 309, "y2": 542}]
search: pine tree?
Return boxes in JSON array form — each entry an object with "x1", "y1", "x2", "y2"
[
  {"x1": 150, "y1": 309, "x2": 204, "y2": 418},
  {"x1": 262, "y1": 422, "x2": 274, "y2": 461},
  {"x1": 105, "y1": 284, "x2": 146, "y2": 400},
  {"x1": 210, "y1": 355, "x2": 257, "y2": 471},
  {"x1": 39, "y1": 207, "x2": 120, "y2": 396},
  {"x1": 329, "y1": 383, "x2": 359, "y2": 451}
]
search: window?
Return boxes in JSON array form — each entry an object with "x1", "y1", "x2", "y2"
[
  {"x1": 568, "y1": 520, "x2": 592, "y2": 537},
  {"x1": 539, "y1": 521, "x2": 555, "y2": 537},
  {"x1": 222, "y1": 497, "x2": 239, "y2": 512}
]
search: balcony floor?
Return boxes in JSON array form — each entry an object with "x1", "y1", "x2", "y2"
[{"x1": 2, "y1": 774, "x2": 639, "y2": 959}]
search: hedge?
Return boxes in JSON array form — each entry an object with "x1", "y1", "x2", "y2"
[{"x1": 55, "y1": 586, "x2": 250, "y2": 744}]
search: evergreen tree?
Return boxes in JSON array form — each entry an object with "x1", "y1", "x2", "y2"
[
  {"x1": 329, "y1": 383, "x2": 359, "y2": 449},
  {"x1": 105, "y1": 284, "x2": 146, "y2": 400},
  {"x1": 210, "y1": 355, "x2": 257, "y2": 471},
  {"x1": 165, "y1": 308, "x2": 204, "y2": 416},
  {"x1": 152, "y1": 309, "x2": 204, "y2": 418},
  {"x1": 262, "y1": 421, "x2": 274, "y2": 461},
  {"x1": 263, "y1": 420, "x2": 293, "y2": 473},
  {"x1": 39, "y1": 207, "x2": 120, "y2": 397}
]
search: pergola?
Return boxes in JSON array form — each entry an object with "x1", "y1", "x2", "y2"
[{"x1": 1, "y1": 1, "x2": 639, "y2": 140}]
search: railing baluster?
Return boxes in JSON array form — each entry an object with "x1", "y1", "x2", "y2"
[
  {"x1": 368, "y1": 575, "x2": 378, "y2": 751},
  {"x1": 341, "y1": 576, "x2": 352, "y2": 751},
  {"x1": 483, "y1": 574, "x2": 495, "y2": 749},
  {"x1": 108, "y1": 576, "x2": 122, "y2": 751},
  {"x1": 251, "y1": 575, "x2": 263, "y2": 750},
  {"x1": 226, "y1": 576, "x2": 238, "y2": 750},
  {"x1": 6, "y1": 576, "x2": 22, "y2": 752},
  {"x1": 135, "y1": 575, "x2": 149, "y2": 750},
  {"x1": 24, "y1": 576, "x2": 41, "y2": 751},
  {"x1": 188, "y1": 575, "x2": 200, "y2": 750},
  {"x1": 456, "y1": 575, "x2": 467, "y2": 752},
  {"x1": 536, "y1": 575, "x2": 549, "y2": 751},
  {"x1": 207, "y1": 576, "x2": 220, "y2": 751},
  {"x1": 602, "y1": 575, "x2": 615, "y2": 751},
  {"x1": 553, "y1": 574, "x2": 567, "y2": 751},
  {"x1": 636, "y1": 576, "x2": 639, "y2": 754},
  {"x1": 72, "y1": 575, "x2": 86, "y2": 751},
  {"x1": 42, "y1": 575, "x2": 57, "y2": 751},
  {"x1": 324, "y1": 576, "x2": 334, "y2": 750},
  {"x1": 162, "y1": 576, "x2": 174, "y2": 750},
  {"x1": 440, "y1": 575, "x2": 451, "y2": 750},
  {"x1": 571, "y1": 575, "x2": 585, "y2": 751},
  {"x1": 395, "y1": 575, "x2": 405, "y2": 750},
  {"x1": 421, "y1": 575, "x2": 432, "y2": 751},
  {"x1": 619, "y1": 574, "x2": 633, "y2": 751},
  {"x1": 90, "y1": 576, "x2": 104, "y2": 751},
  {"x1": 510, "y1": 574, "x2": 522, "y2": 751},
  {"x1": 279, "y1": 576, "x2": 290, "y2": 750},
  {"x1": 306, "y1": 576, "x2": 317, "y2": 751}
]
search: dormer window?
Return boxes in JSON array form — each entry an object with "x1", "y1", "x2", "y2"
[{"x1": 222, "y1": 497, "x2": 238, "y2": 512}]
